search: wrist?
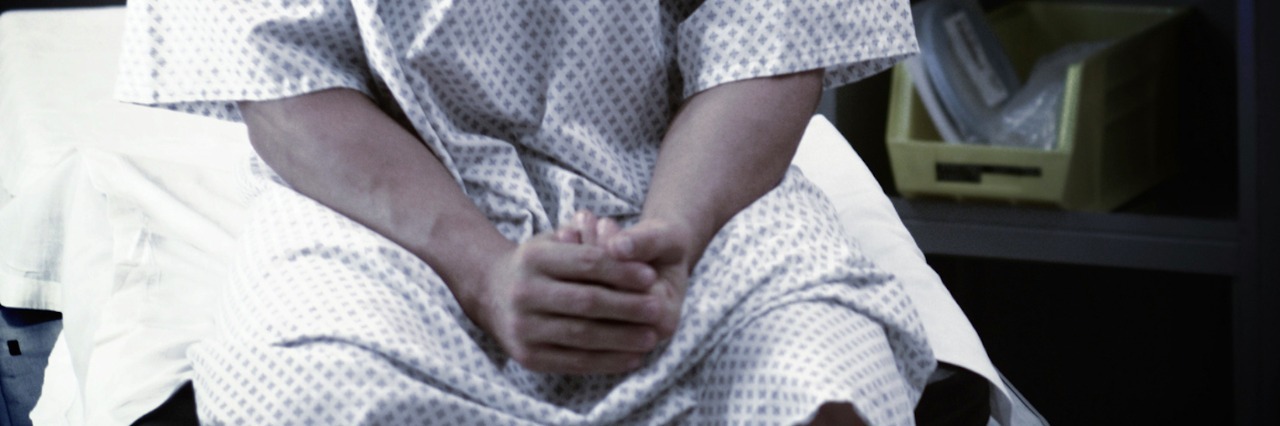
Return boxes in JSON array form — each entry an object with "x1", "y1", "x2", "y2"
[
  {"x1": 457, "y1": 242, "x2": 511, "y2": 336},
  {"x1": 404, "y1": 220, "x2": 517, "y2": 331}
]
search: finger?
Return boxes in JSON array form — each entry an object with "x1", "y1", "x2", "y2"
[
  {"x1": 645, "y1": 279, "x2": 684, "y2": 340},
  {"x1": 526, "y1": 243, "x2": 657, "y2": 292},
  {"x1": 575, "y1": 210, "x2": 598, "y2": 246},
  {"x1": 519, "y1": 314, "x2": 658, "y2": 353},
  {"x1": 519, "y1": 278, "x2": 661, "y2": 324},
  {"x1": 512, "y1": 345, "x2": 647, "y2": 375},
  {"x1": 555, "y1": 226, "x2": 581, "y2": 244},
  {"x1": 606, "y1": 221, "x2": 683, "y2": 263},
  {"x1": 596, "y1": 217, "x2": 621, "y2": 246}
]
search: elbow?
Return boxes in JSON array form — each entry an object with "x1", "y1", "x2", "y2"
[{"x1": 238, "y1": 89, "x2": 376, "y2": 176}]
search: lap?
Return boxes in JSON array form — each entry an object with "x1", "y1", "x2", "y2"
[{"x1": 190, "y1": 165, "x2": 933, "y2": 424}]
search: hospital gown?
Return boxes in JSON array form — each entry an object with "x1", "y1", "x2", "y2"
[{"x1": 115, "y1": 1, "x2": 933, "y2": 424}]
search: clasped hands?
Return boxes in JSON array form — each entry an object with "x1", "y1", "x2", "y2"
[{"x1": 474, "y1": 211, "x2": 696, "y2": 375}]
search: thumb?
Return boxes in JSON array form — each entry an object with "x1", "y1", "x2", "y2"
[{"x1": 606, "y1": 221, "x2": 681, "y2": 263}]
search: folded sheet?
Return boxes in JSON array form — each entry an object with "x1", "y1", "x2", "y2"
[
  {"x1": 0, "y1": 6, "x2": 253, "y2": 310},
  {"x1": 1, "y1": 7, "x2": 251, "y2": 425}
]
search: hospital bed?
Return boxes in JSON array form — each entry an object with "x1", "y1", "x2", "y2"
[{"x1": 0, "y1": 5, "x2": 1031, "y2": 425}]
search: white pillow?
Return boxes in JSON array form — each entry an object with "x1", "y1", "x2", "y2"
[{"x1": 793, "y1": 116, "x2": 1013, "y2": 425}]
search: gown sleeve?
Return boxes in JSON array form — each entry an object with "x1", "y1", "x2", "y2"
[
  {"x1": 114, "y1": 0, "x2": 373, "y2": 121},
  {"x1": 676, "y1": 0, "x2": 918, "y2": 98}
]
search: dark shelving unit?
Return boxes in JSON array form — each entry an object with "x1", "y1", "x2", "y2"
[
  {"x1": 833, "y1": 0, "x2": 1277, "y2": 424},
  {"x1": 891, "y1": 198, "x2": 1238, "y2": 274}
]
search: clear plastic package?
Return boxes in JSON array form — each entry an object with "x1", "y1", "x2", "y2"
[
  {"x1": 985, "y1": 42, "x2": 1111, "y2": 150},
  {"x1": 913, "y1": 0, "x2": 1021, "y2": 143}
]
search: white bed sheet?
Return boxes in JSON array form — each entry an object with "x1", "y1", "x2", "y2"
[
  {"x1": 0, "y1": 6, "x2": 1017, "y2": 425},
  {"x1": 1, "y1": 7, "x2": 252, "y2": 425}
]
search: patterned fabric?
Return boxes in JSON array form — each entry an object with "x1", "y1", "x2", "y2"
[
  {"x1": 117, "y1": 0, "x2": 919, "y2": 239},
  {"x1": 117, "y1": 1, "x2": 931, "y2": 424}
]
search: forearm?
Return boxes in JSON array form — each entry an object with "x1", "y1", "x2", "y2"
[
  {"x1": 238, "y1": 89, "x2": 511, "y2": 310},
  {"x1": 641, "y1": 70, "x2": 824, "y2": 266},
  {"x1": 240, "y1": 89, "x2": 670, "y2": 372}
]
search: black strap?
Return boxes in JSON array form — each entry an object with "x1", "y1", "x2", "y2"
[
  {"x1": 915, "y1": 363, "x2": 992, "y2": 426},
  {"x1": 128, "y1": 365, "x2": 990, "y2": 425},
  {"x1": 131, "y1": 381, "x2": 198, "y2": 426}
]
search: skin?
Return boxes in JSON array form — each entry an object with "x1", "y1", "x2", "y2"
[
  {"x1": 240, "y1": 68, "x2": 865, "y2": 424},
  {"x1": 240, "y1": 89, "x2": 663, "y2": 374}
]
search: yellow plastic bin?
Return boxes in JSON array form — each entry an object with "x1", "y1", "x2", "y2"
[{"x1": 886, "y1": 2, "x2": 1187, "y2": 211}]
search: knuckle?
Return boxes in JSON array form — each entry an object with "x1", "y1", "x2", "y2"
[
  {"x1": 507, "y1": 345, "x2": 532, "y2": 366},
  {"x1": 627, "y1": 264, "x2": 655, "y2": 284},
  {"x1": 509, "y1": 281, "x2": 536, "y2": 306},
  {"x1": 509, "y1": 316, "x2": 535, "y2": 337},
  {"x1": 655, "y1": 313, "x2": 679, "y2": 340},
  {"x1": 509, "y1": 346, "x2": 547, "y2": 372}
]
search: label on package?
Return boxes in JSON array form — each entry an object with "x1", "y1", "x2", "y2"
[{"x1": 943, "y1": 11, "x2": 1009, "y2": 107}]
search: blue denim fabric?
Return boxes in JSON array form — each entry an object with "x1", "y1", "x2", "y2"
[{"x1": 0, "y1": 306, "x2": 61, "y2": 426}]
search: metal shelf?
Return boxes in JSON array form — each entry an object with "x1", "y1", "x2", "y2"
[{"x1": 892, "y1": 197, "x2": 1238, "y2": 275}]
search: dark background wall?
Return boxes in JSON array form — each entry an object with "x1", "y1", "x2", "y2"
[
  {"x1": 834, "y1": 0, "x2": 1276, "y2": 424},
  {"x1": 930, "y1": 256, "x2": 1233, "y2": 425}
]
